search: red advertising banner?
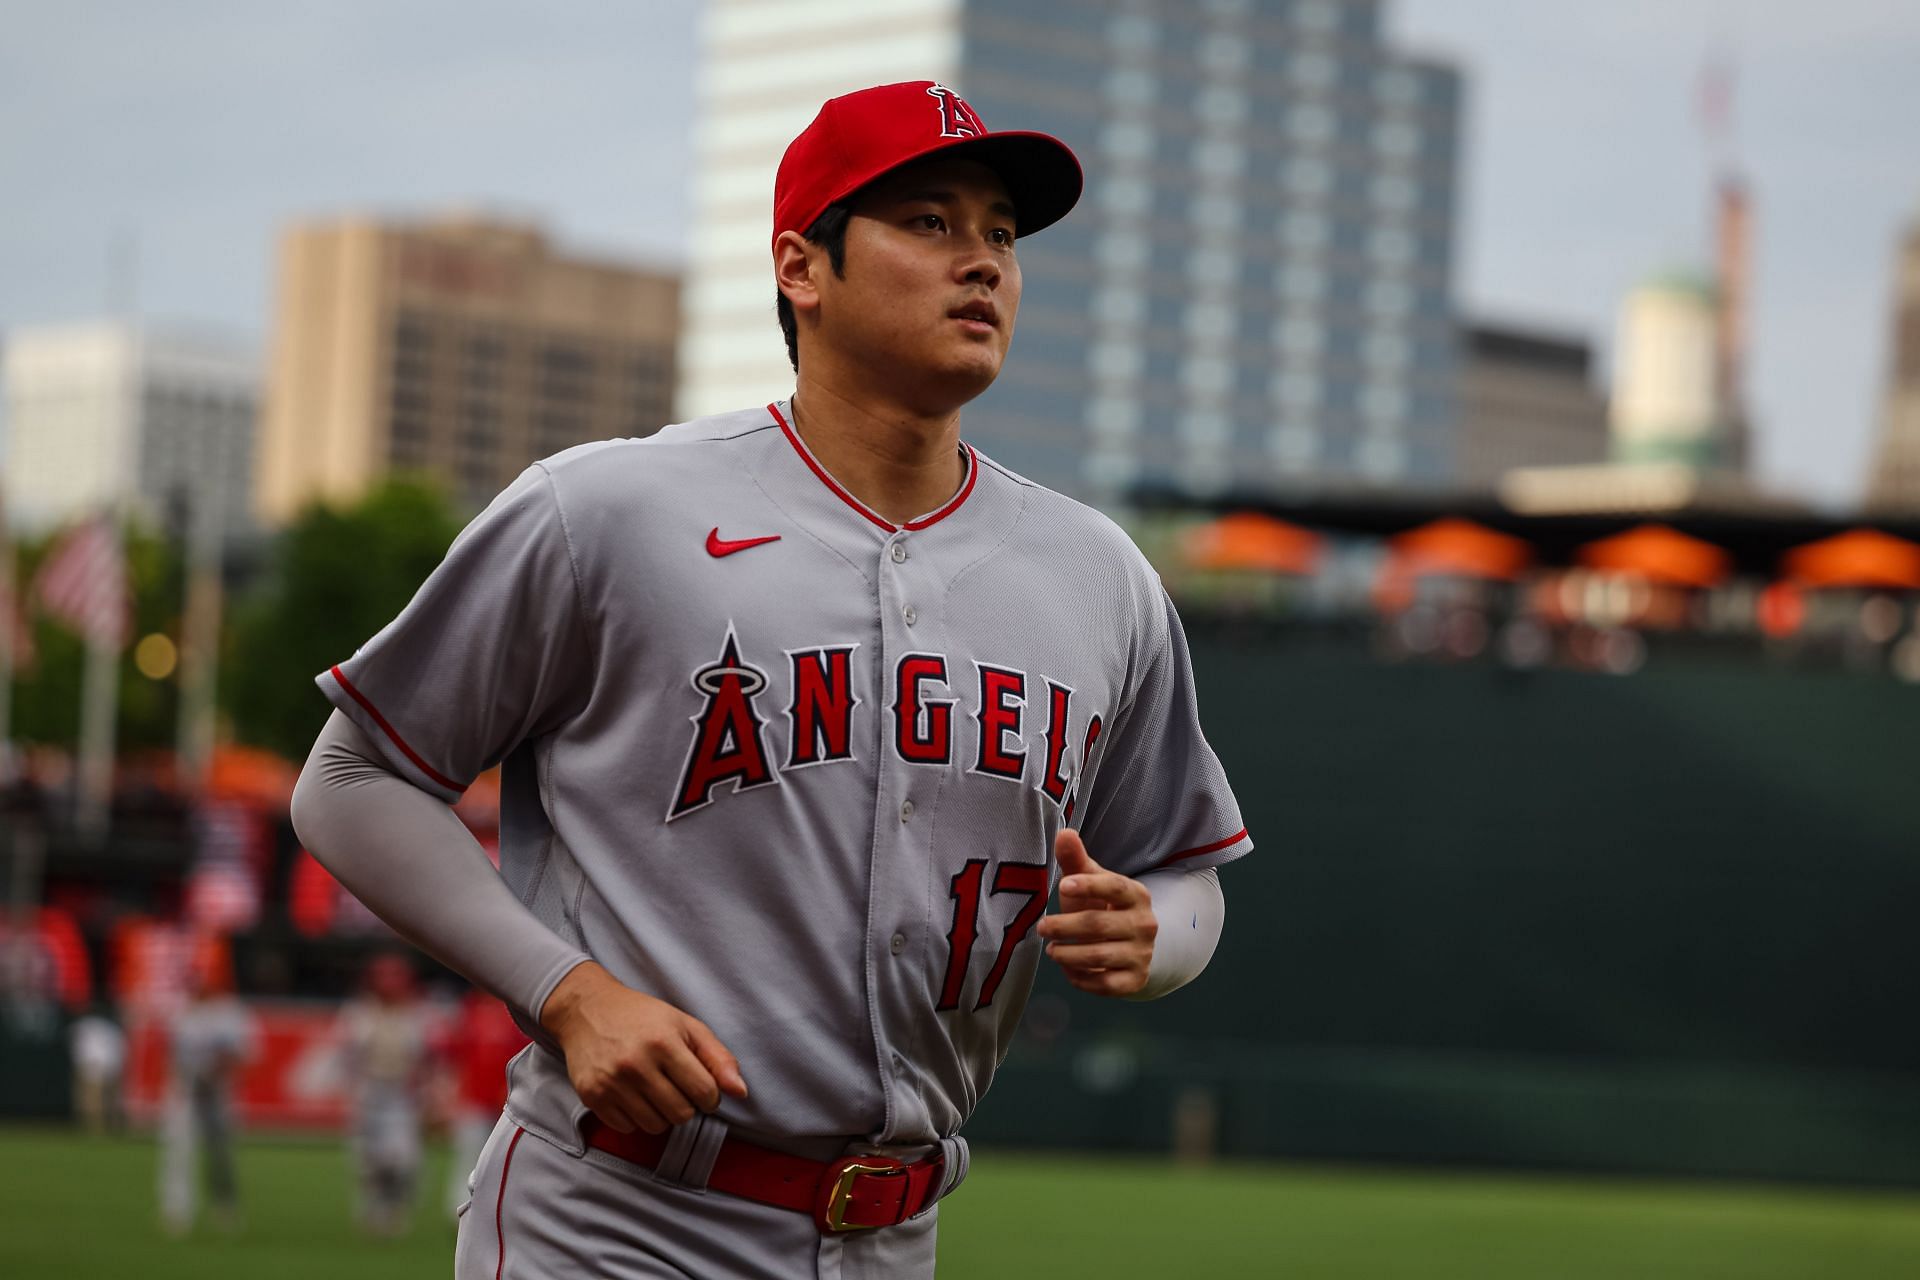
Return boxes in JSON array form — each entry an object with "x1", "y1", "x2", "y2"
[{"x1": 125, "y1": 1000, "x2": 448, "y2": 1131}]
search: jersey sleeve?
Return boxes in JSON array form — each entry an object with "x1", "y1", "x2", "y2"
[
  {"x1": 1074, "y1": 586, "x2": 1251, "y2": 878},
  {"x1": 315, "y1": 464, "x2": 594, "y2": 802}
]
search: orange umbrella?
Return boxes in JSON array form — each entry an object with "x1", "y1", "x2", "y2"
[
  {"x1": 1180, "y1": 512, "x2": 1323, "y2": 575},
  {"x1": 1388, "y1": 518, "x2": 1532, "y2": 581},
  {"x1": 1577, "y1": 524, "x2": 1731, "y2": 589},
  {"x1": 1782, "y1": 529, "x2": 1920, "y2": 590},
  {"x1": 454, "y1": 767, "x2": 503, "y2": 830},
  {"x1": 205, "y1": 745, "x2": 301, "y2": 809}
]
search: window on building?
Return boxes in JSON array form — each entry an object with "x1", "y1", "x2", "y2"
[
  {"x1": 1370, "y1": 172, "x2": 1419, "y2": 212},
  {"x1": 1096, "y1": 232, "x2": 1152, "y2": 273},
  {"x1": 1092, "y1": 285, "x2": 1149, "y2": 328},
  {"x1": 1286, "y1": 102, "x2": 1337, "y2": 145},
  {"x1": 1107, "y1": 12, "x2": 1157, "y2": 52},
  {"x1": 1280, "y1": 208, "x2": 1330, "y2": 252},
  {"x1": 1372, "y1": 119, "x2": 1422, "y2": 160},
  {"x1": 1289, "y1": 48, "x2": 1338, "y2": 91},
  {"x1": 1364, "y1": 278, "x2": 1416, "y2": 317},
  {"x1": 1195, "y1": 85, "x2": 1248, "y2": 131},
  {"x1": 1182, "y1": 356, "x2": 1235, "y2": 398},
  {"x1": 1294, "y1": 0, "x2": 1339, "y2": 33},
  {"x1": 1269, "y1": 421, "x2": 1320, "y2": 468},
  {"x1": 1357, "y1": 433, "x2": 1407, "y2": 478},
  {"x1": 1089, "y1": 339, "x2": 1145, "y2": 383},
  {"x1": 1376, "y1": 66, "x2": 1421, "y2": 107},
  {"x1": 1269, "y1": 368, "x2": 1321, "y2": 410},
  {"x1": 1274, "y1": 259, "x2": 1328, "y2": 303},
  {"x1": 1086, "y1": 395, "x2": 1142, "y2": 439},
  {"x1": 1198, "y1": 32, "x2": 1250, "y2": 77},
  {"x1": 1368, "y1": 226, "x2": 1416, "y2": 265},
  {"x1": 1184, "y1": 300, "x2": 1236, "y2": 342},
  {"x1": 1101, "y1": 175, "x2": 1153, "y2": 217},
  {"x1": 1105, "y1": 65, "x2": 1156, "y2": 106},
  {"x1": 1189, "y1": 246, "x2": 1238, "y2": 285},
  {"x1": 1101, "y1": 120, "x2": 1155, "y2": 162}
]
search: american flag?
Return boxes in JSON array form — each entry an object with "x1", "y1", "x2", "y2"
[{"x1": 30, "y1": 516, "x2": 130, "y2": 650}]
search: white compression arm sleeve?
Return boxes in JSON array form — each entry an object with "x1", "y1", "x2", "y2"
[
  {"x1": 1125, "y1": 866, "x2": 1225, "y2": 1002},
  {"x1": 289, "y1": 710, "x2": 589, "y2": 1021}
]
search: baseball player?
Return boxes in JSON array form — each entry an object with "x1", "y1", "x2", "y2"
[
  {"x1": 338, "y1": 952, "x2": 435, "y2": 1236},
  {"x1": 157, "y1": 945, "x2": 254, "y2": 1236},
  {"x1": 291, "y1": 80, "x2": 1249, "y2": 1279},
  {"x1": 436, "y1": 986, "x2": 530, "y2": 1219}
]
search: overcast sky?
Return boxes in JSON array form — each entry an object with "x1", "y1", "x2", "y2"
[{"x1": 3, "y1": 0, "x2": 1914, "y2": 508}]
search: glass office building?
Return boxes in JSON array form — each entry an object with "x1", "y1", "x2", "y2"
[{"x1": 680, "y1": 0, "x2": 1463, "y2": 501}]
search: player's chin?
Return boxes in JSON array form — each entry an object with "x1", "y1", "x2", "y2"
[{"x1": 933, "y1": 342, "x2": 1007, "y2": 393}]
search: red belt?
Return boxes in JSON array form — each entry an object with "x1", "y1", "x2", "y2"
[{"x1": 584, "y1": 1121, "x2": 946, "y2": 1234}]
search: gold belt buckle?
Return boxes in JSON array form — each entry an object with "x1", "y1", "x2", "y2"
[{"x1": 817, "y1": 1155, "x2": 907, "y2": 1233}]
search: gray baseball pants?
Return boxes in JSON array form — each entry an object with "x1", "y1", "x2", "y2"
[{"x1": 454, "y1": 1114, "x2": 939, "y2": 1279}]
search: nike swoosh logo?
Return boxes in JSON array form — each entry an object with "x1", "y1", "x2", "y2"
[{"x1": 707, "y1": 528, "x2": 783, "y2": 558}]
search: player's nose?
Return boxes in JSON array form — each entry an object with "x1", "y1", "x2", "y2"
[{"x1": 952, "y1": 240, "x2": 1002, "y2": 290}]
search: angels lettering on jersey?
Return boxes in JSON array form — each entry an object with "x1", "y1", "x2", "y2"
[{"x1": 670, "y1": 626, "x2": 1103, "y2": 823}]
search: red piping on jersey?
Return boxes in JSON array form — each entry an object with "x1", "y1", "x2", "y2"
[
  {"x1": 767, "y1": 402, "x2": 977, "y2": 532},
  {"x1": 329, "y1": 665, "x2": 466, "y2": 795},
  {"x1": 1155, "y1": 828, "x2": 1249, "y2": 867},
  {"x1": 495, "y1": 1126, "x2": 525, "y2": 1280}
]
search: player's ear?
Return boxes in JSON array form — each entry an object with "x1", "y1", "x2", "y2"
[{"x1": 773, "y1": 231, "x2": 823, "y2": 316}]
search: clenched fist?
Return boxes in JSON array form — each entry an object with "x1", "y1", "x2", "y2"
[{"x1": 539, "y1": 961, "x2": 749, "y2": 1134}]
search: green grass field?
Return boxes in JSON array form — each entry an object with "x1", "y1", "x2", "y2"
[{"x1": 3, "y1": 1128, "x2": 1919, "y2": 1278}]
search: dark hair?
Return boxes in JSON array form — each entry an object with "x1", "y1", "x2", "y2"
[{"x1": 776, "y1": 203, "x2": 852, "y2": 372}]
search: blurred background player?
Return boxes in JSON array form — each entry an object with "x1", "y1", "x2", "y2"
[
  {"x1": 338, "y1": 952, "x2": 433, "y2": 1236},
  {"x1": 434, "y1": 986, "x2": 528, "y2": 1220},
  {"x1": 69, "y1": 1001, "x2": 127, "y2": 1136},
  {"x1": 157, "y1": 943, "x2": 254, "y2": 1235}
]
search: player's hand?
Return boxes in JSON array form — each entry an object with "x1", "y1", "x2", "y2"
[
  {"x1": 537, "y1": 961, "x2": 749, "y2": 1135},
  {"x1": 1034, "y1": 828, "x2": 1157, "y2": 997}
]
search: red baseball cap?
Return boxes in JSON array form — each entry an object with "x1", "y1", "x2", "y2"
[{"x1": 773, "y1": 81, "x2": 1083, "y2": 250}]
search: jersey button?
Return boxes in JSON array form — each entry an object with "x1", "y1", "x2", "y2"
[
  {"x1": 900, "y1": 800, "x2": 914, "y2": 822},
  {"x1": 890, "y1": 932, "x2": 906, "y2": 955},
  {"x1": 891, "y1": 542, "x2": 907, "y2": 564},
  {"x1": 903, "y1": 605, "x2": 918, "y2": 626}
]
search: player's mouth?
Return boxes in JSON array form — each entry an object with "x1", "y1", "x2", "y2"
[{"x1": 948, "y1": 298, "x2": 999, "y2": 335}]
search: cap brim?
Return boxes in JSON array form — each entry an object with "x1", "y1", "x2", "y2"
[
  {"x1": 939, "y1": 132, "x2": 1083, "y2": 238},
  {"x1": 853, "y1": 131, "x2": 1084, "y2": 240}
]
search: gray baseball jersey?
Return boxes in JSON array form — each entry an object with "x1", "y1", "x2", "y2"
[{"x1": 317, "y1": 400, "x2": 1250, "y2": 1153}]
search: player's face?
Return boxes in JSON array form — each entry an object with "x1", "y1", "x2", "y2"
[{"x1": 825, "y1": 157, "x2": 1022, "y2": 410}]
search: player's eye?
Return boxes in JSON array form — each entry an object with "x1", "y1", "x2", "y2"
[
  {"x1": 916, "y1": 213, "x2": 946, "y2": 231},
  {"x1": 989, "y1": 228, "x2": 1015, "y2": 246}
]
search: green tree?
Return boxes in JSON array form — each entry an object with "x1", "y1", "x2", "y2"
[
  {"x1": 225, "y1": 478, "x2": 462, "y2": 761},
  {"x1": 10, "y1": 522, "x2": 184, "y2": 752}
]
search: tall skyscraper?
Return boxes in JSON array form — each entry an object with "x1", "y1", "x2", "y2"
[
  {"x1": 678, "y1": 0, "x2": 1464, "y2": 501},
  {"x1": 2, "y1": 323, "x2": 257, "y2": 544},
  {"x1": 1865, "y1": 216, "x2": 1920, "y2": 513},
  {"x1": 255, "y1": 215, "x2": 678, "y2": 526}
]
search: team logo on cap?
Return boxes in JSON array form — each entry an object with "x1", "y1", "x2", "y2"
[{"x1": 927, "y1": 84, "x2": 986, "y2": 139}]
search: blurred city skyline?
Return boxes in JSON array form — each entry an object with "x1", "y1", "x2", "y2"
[{"x1": 2, "y1": 0, "x2": 1917, "y2": 507}]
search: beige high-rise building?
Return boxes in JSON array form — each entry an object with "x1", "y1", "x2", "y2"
[
  {"x1": 1865, "y1": 217, "x2": 1920, "y2": 513},
  {"x1": 256, "y1": 215, "x2": 679, "y2": 525}
]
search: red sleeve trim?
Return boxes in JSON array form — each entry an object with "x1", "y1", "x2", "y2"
[
  {"x1": 495, "y1": 1126, "x2": 525, "y2": 1280},
  {"x1": 1155, "y1": 828, "x2": 1249, "y2": 867},
  {"x1": 329, "y1": 665, "x2": 466, "y2": 795}
]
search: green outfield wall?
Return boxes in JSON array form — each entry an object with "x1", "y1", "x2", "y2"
[{"x1": 973, "y1": 628, "x2": 1920, "y2": 1183}]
